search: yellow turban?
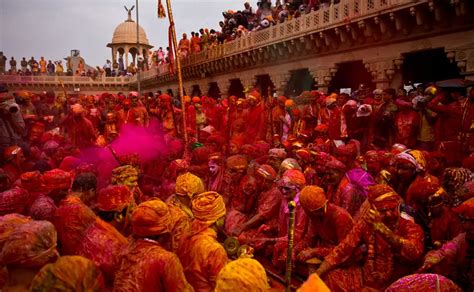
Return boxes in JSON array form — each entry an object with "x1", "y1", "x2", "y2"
[
  {"x1": 192, "y1": 191, "x2": 226, "y2": 222},
  {"x1": 175, "y1": 172, "x2": 205, "y2": 198},
  {"x1": 30, "y1": 255, "x2": 105, "y2": 291},
  {"x1": 131, "y1": 199, "x2": 171, "y2": 237},
  {"x1": 112, "y1": 165, "x2": 139, "y2": 187},
  {"x1": 215, "y1": 258, "x2": 269, "y2": 292}
]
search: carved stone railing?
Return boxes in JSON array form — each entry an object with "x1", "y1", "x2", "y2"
[
  {"x1": 137, "y1": 0, "x2": 423, "y2": 80},
  {"x1": 0, "y1": 74, "x2": 132, "y2": 86}
]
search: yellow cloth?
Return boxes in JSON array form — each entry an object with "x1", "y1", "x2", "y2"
[
  {"x1": 131, "y1": 199, "x2": 171, "y2": 237},
  {"x1": 112, "y1": 165, "x2": 139, "y2": 187},
  {"x1": 192, "y1": 191, "x2": 226, "y2": 222},
  {"x1": 215, "y1": 258, "x2": 269, "y2": 292},
  {"x1": 418, "y1": 110, "x2": 436, "y2": 142},
  {"x1": 30, "y1": 256, "x2": 104, "y2": 291},
  {"x1": 297, "y1": 274, "x2": 330, "y2": 292},
  {"x1": 175, "y1": 172, "x2": 205, "y2": 198}
]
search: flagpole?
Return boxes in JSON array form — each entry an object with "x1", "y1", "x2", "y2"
[
  {"x1": 165, "y1": 0, "x2": 188, "y2": 145},
  {"x1": 135, "y1": 0, "x2": 141, "y2": 96}
]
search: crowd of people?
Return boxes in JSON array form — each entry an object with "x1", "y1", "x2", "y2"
[
  {"x1": 0, "y1": 52, "x2": 143, "y2": 78},
  {"x1": 173, "y1": 0, "x2": 338, "y2": 59},
  {"x1": 0, "y1": 79, "x2": 473, "y2": 291}
]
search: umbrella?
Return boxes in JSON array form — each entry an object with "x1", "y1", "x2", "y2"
[{"x1": 435, "y1": 78, "x2": 474, "y2": 88}]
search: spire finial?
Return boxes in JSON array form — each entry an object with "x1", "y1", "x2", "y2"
[{"x1": 124, "y1": 5, "x2": 135, "y2": 21}]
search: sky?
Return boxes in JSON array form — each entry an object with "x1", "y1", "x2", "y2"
[{"x1": 0, "y1": 0, "x2": 260, "y2": 67}]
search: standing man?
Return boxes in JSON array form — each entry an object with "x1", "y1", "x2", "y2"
[
  {"x1": 39, "y1": 56, "x2": 47, "y2": 74},
  {"x1": 178, "y1": 33, "x2": 190, "y2": 58},
  {"x1": 9, "y1": 57, "x2": 17, "y2": 73},
  {"x1": 0, "y1": 52, "x2": 6, "y2": 73},
  {"x1": 20, "y1": 57, "x2": 28, "y2": 73},
  {"x1": 103, "y1": 59, "x2": 112, "y2": 77},
  {"x1": 46, "y1": 60, "x2": 55, "y2": 75}
]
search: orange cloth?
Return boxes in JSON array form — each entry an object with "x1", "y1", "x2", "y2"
[
  {"x1": 53, "y1": 196, "x2": 97, "y2": 255},
  {"x1": 177, "y1": 222, "x2": 229, "y2": 291},
  {"x1": 368, "y1": 184, "x2": 401, "y2": 209},
  {"x1": 281, "y1": 169, "x2": 306, "y2": 187},
  {"x1": 297, "y1": 274, "x2": 330, "y2": 292},
  {"x1": 131, "y1": 199, "x2": 171, "y2": 237},
  {"x1": 215, "y1": 258, "x2": 269, "y2": 292},
  {"x1": 114, "y1": 239, "x2": 193, "y2": 292},
  {"x1": 43, "y1": 169, "x2": 72, "y2": 191},
  {"x1": 300, "y1": 185, "x2": 326, "y2": 211},
  {"x1": 167, "y1": 203, "x2": 191, "y2": 253},
  {"x1": 97, "y1": 185, "x2": 132, "y2": 212},
  {"x1": 452, "y1": 197, "x2": 474, "y2": 218},
  {"x1": 192, "y1": 191, "x2": 226, "y2": 223},
  {"x1": 256, "y1": 164, "x2": 277, "y2": 181},
  {"x1": 226, "y1": 155, "x2": 248, "y2": 170}
]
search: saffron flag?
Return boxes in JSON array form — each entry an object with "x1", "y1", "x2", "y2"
[{"x1": 158, "y1": 0, "x2": 166, "y2": 18}]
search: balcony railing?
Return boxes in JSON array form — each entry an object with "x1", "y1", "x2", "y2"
[
  {"x1": 0, "y1": 74, "x2": 132, "y2": 85},
  {"x1": 0, "y1": 0, "x2": 422, "y2": 87},
  {"x1": 140, "y1": 0, "x2": 421, "y2": 79}
]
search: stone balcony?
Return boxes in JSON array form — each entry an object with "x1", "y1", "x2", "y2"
[
  {"x1": 137, "y1": 0, "x2": 448, "y2": 84},
  {"x1": 0, "y1": 74, "x2": 132, "y2": 93}
]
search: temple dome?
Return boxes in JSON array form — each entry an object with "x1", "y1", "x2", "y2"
[{"x1": 109, "y1": 18, "x2": 151, "y2": 46}]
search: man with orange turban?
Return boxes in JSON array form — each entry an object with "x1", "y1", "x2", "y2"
[
  {"x1": 418, "y1": 197, "x2": 474, "y2": 291},
  {"x1": 245, "y1": 90, "x2": 266, "y2": 144},
  {"x1": 425, "y1": 189, "x2": 463, "y2": 249},
  {"x1": 96, "y1": 184, "x2": 134, "y2": 236},
  {"x1": 114, "y1": 199, "x2": 193, "y2": 291},
  {"x1": 317, "y1": 184, "x2": 425, "y2": 291},
  {"x1": 222, "y1": 154, "x2": 248, "y2": 207},
  {"x1": 177, "y1": 191, "x2": 229, "y2": 291},
  {"x1": 61, "y1": 103, "x2": 97, "y2": 148},
  {"x1": 295, "y1": 185, "x2": 353, "y2": 263},
  {"x1": 271, "y1": 95, "x2": 287, "y2": 140}
]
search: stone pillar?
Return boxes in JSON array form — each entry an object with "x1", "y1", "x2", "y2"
[
  {"x1": 125, "y1": 46, "x2": 130, "y2": 69},
  {"x1": 363, "y1": 58, "x2": 397, "y2": 90},
  {"x1": 269, "y1": 72, "x2": 292, "y2": 96},
  {"x1": 216, "y1": 79, "x2": 232, "y2": 100},
  {"x1": 197, "y1": 81, "x2": 209, "y2": 97},
  {"x1": 111, "y1": 47, "x2": 117, "y2": 64},
  {"x1": 309, "y1": 66, "x2": 332, "y2": 94}
]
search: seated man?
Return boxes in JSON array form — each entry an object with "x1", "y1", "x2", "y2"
[
  {"x1": 236, "y1": 165, "x2": 282, "y2": 249},
  {"x1": 295, "y1": 185, "x2": 353, "y2": 263},
  {"x1": 317, "y1": 184, "x2": 425, "y2": 291}
]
